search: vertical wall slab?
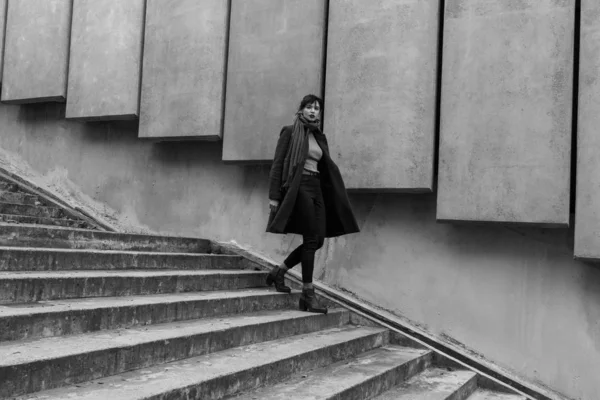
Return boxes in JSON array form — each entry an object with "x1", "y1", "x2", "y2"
[
  {"x1": 139, "y1": 0, "x2": 229, "y2": 140},
  {"x1": 323, "y1": 0, "x2": 439, "y2": 190},
  {"x1": 1, "y1": 0, "x2": 72, "y2": 103},
  {"x1": 66, "y1": 0, "x2": 145, "y2": 120},
  {"x1": 437, "y1": 0, "x2": 574, "y2": 225},
  {"x1": 222, "y1": 0, "x2": 325, "y2": 160},
  {"x1": 0, "y1": 0, "x2": 6, "y2": 84},
  {"x1": 576, "y1": 0, "x2": 600, "y2": 259}
]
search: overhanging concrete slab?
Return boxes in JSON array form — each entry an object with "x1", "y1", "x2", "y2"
[
  {"x1": 0, "y1": 0, "x2": 7, "y2": 84},
  {"x1": 222, "y1": 0, "x2": 325, "y2": 161},
  {"x1": 65, "y1": 0, "x2": 144, "y2": 121},
  {"x1": 575, "y1": 0, "x2": 600, "y2": 259},
  {"x1": 437, "y1": 0, "x2": 573, "y2": 225},
  {"x1": 323, "y1": 0, "x2": 439, "y2": 191},
  {"x1": 1, "y1": 0, "x2": 71, "y2": 104},
  {"x1": 139, "y1": 0, "x2": 229, "y2": 140}
]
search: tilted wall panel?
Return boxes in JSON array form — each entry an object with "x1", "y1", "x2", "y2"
[
  {"x1": 0, "y1": 0, "x2": 6, "y2": 84},
  {"x1": 1, "y1": 0, "x2": 72, "y2": 103},
  {"x1": 222, "y1": 0, "x2": 325, "y2": 161},
  {"x1": 575, "y1": 0, "x2": 600, "y2": 259},
  {"x1": 323, "y1": 0, "x2": 439, "y2": 191},
  {"x1": 139, "y1": 0, "x2": 229, "y2": 140},
  {"x1": 437, "y1": 0, "x2": 573, "y2": 225},
  {"x1": 66, "y1": 0, "x2": 144, "y2": 120}
]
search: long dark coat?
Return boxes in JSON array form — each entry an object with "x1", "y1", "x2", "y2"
[{"x1": 266, "y1": 125, "x2": 360, "y2": 238}]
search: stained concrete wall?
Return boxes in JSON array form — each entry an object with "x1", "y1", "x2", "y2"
[
  {"x1": 66, "y1": 0, "x2": 145, "y2": 120},
  {"x1": 324, "y1": 0, "x2": 438, "y2": 191},
  {"x1": 575, "y1": 0, "x2": 600, "y2": 260},
  {"x1": 1, "y1": 0, "x2": 72, "y2": 103},
  {"x1": 139, "y1": 0, "x2": 229, "y2": 140},
  {"x1": 437, "y1": 0, "x2": 574, "y2": 225},
  {"x1": 222, "y1": 0, "x2": 325, "y2": 162},
  {"x1": 0, "y1": 101, "x2": 597, "y2": 400},
  {"x1": 0, "y1": 0, "x2": 6, "y2": 84}
]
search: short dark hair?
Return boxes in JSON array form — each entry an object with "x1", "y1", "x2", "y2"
[{"x1": 298, "y1": 94, "x2": 323, "y2": 113}]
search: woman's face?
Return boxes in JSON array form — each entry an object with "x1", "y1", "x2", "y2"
[{"x1": 302, "y1": 101, "x2": 321, "y2": 122}]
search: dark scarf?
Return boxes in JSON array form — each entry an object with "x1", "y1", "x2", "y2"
[{"x1": 281, "y1": 113, "x2": 321, "y2": 191}]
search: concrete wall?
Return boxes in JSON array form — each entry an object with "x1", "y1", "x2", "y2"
[
  {"x1": 437, "y1": 0, "x2": 574, "y2": 225},
  {"x1": 139, "y1": 0, "x2": 229, "y2": 140},
  {"x1": 0, "y1": 0, "x2": 6, "y2": 84},
  {"x1": 324, "y1": 0, "x2": 438, "y2": 191},
  {"x1": 575, "y1": 0, "x2": 600, "y2": 260},
  {"x1": 223, "y1": 0, "x2": 325, "y2": 162},
  {"x1": 66, "y1": 0, "x2": 145, "y2": 120},
  {"x1": 1, "y1": 0, "x2": 72, "y2": 103},
  {"x1": 0, "y1": 101, "x2": 597, "y2": 400}
]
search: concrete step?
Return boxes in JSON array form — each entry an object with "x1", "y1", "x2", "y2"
[
  {"x1": 0, "y1": 247, "x2": 252, "y2": 272},
  {"x1": 0, "y1": 213, "x2": 92, "y2": 228},
  {"x1": 0, "y1": 223, "x2": 213, "y2": 252},
  {"x1": 14, "y1": 326, "x2": 389, "y2": 400},
  {"x1": 0, "y1": 190, "x2": 41, "y2": 205},
  {"x1": 0, "y1": 201, "x2": 64, "y2": 218},
  {"x1": 0, "y1": 289, "x2": 301, "y2": 341},
  {"x1": 467, "y1": 390, "x2": 527, "y2": 400},
  {"x1": 0, "y1": 180, "x2": 19, "y2": 191},
  {"x1": 1, "y1": 309, "x2": 349, "y2": 398},
  {"x1": 372, "y1": 368, "x2": 478, "y2": 400},
  {"x1": 0, "y1": 270, "x2": 268, "y2": 303},
  {"x1": 231, "y1": 345, "x2": 433, "y2": 400}
]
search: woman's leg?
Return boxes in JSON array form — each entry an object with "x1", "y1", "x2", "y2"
[
  {"x1": 268, "y1": 186, "x2": 312, "y2": 292},
  {"x1": 300, "y1": 179, "x2": 326, "y2": 285},
  {"x1": 282, "y1": 178, "x2": 325, "y2": 282},
  {"x1": 294, "y1": 177, "x2": 327, "y2": 314}
]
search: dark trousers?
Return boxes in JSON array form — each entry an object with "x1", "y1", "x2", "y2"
[{"x1": 283, "y1": 174, "x2": 326, "y2": 283}]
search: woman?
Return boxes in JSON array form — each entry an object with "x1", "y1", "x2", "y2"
[{"x1": 266, "y1": 94, "x2": 360, "y2": 314}]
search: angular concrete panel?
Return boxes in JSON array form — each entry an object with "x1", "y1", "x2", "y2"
[
  {"x1": 323, "y1": 0, "x2": 439, "y2": 191},
  {"x1": 66, "y1": 0, "x2": 145, "y2": 120},
  {"x1": 437, "y1": 0, "x2": 573, "y2": 225},
  {"x1": 222, "y1": 0, "x2": 325, "y2": 161},
  {"x1": 0, "y1": 0, "x2": 6, "y2": 84},
  {"x1": 139, "y1": 0, "x2": 229, "y2": 140},
  {"x1": 1, "y1": 0, "x2": 72, "y2": 103},
  {"x1": 575, "y1": 0, "x2": 600, "y2": 259}
]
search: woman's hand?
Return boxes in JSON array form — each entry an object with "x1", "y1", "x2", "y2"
[{"x1": 269, "y1": 200, "x2": 280, "y2": 210}]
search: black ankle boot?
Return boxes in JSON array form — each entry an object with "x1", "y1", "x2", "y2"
[
  {"x1": 299, "y1": 288, "x2": 328, "y2": 314},
  {"x1": 266, "y1": 266, "x2": 291, "y2": 293}
]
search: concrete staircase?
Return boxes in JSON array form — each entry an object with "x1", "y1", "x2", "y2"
[
  {"x1": 0, "y1": 181, "x2": 529, "y2": 399},
  {"x1": 0, "y1": 178, "x2": 96, "y2": 229}
]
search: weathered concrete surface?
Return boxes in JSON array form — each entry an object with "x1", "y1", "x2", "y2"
[
  {"x1": 0, "y1": 101, "x2": 598, "y2": 399},
  {"x1": 0, "y1": 247, "x2": 250, "y2": 271},
  {"x1": 66, "y1": 0, "x2": 144, "y2": 120},
  {"x1": 468, "y1": 390, "x2": 527, "y2": 400},
  {"x1": 0, "y1": 0, "x2": 6, "y2": 84},
  {"x1": 139, "y1": 0, "x2": 229, "y2": 140},
  {"x1": 222, "y1": 0, "x2": 325, "y2": 161},
  {"x1": 0, "y1": 190, "x2": 40, "y2": 205},
  {"x1": 0, "y1": 289, "x2": 300, "y2": 341},
  {"x1": 372, "y1": 368, "x2": 478, "y2": 400},
  {"x1": 323, "y1": 0, "x2": 439, "y2": 190},
  {"x1": 0, "y1": 309, "x2": 347, "y2": 397},
  {"x1": 575, "y1": 0, "x2": 600, "y2": 260},
  {"x1": 437, "y1": 0, "x2": 574, "y2": 224},
  {"x1": 0, "y1": 270, "x2": 267, "y2": 303},
  {"x1": 0, "y1": 224, "x2": 213, "y2": 252},
  {"x1": 13, "y1": 326, "x2": 387, "y2": 400},
  {"x1": 0, "y1": 213, "x2": 89, "y2": 228},
  {"x1": 1, "y1": 0, "x2": 71, "y2": 103},
  {"x1": 232, "y1": 346, "x2": 431, "y2": 400},
  {"x1": 0, "y1": 202, "x2": 63, "y2": 218}
]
